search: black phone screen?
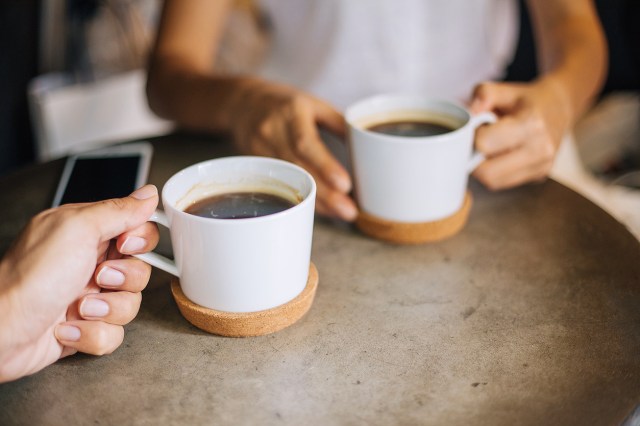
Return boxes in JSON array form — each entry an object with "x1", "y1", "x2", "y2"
[{"x1": 60, "y1": 156, "x2": 141, "y2": 204}]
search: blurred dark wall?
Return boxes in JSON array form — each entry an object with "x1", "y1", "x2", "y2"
[
  {"x1": 505, "y1": 0, "x2": 640, "y2": 94},
  {"x1": 0, "y1": 1, "x2": 40, "y2": 177}
]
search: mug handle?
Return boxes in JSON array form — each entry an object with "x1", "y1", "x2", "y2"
[
  {"x1": 133, "y1": 210, "x2": 179, "y2": 277},
  {"x1": 467, "y1": 112, "x2": 498, "y2": 172}
]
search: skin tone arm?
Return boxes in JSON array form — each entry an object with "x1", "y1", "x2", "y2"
[
  {"x1": 147, "y1": 0, "x2": 357, "y2": 221},
  {"x1": 0, "y1": 186, "x2": 159, "y2": 383},
  {"x1": 471, "y1": 0, "x2": 607, "y2": 190}
]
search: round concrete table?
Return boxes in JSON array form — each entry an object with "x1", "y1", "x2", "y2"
[{"x1": 1, "y1": 134, "x2": 639, "y2": 425}]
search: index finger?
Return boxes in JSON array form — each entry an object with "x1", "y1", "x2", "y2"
[
  {"x1": 288, "y1": 102, "x2": 351, "y2": 194},
  {"x1": 475, "y1": 115, "x2": 527, "y2": 157}
]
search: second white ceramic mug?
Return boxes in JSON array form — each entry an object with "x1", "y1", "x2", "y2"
[
  {"x1": 136, "y1": 156, "x2": 316, "y2": 313},
  {"x1": 346, "y1": 94, "x2": 496, "y2": 223}
]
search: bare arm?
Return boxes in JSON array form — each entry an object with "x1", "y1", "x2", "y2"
[
  {"x1": 527, "y1": 0, "x2": 607, "y2": 121},
  {"x1": 146, "y1": 0, "x2": 236, "y2": 131},
  {"x1": 146, "y1": 0, "x2": 356, "y2": 220}
]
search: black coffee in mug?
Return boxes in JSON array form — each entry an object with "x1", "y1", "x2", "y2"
[
  {"x1": 184, "y1": 191, "x2": 296, "y2": 219},
  {"x1": 366, "y1": 120, "x2": 456, "y2": 137}
]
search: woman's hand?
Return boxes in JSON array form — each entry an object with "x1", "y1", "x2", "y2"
[
  {"x1": 0, "y1": 185, "x2": 159, "y2": 383},
  {"x1": 470, "y1": 78, "x2": 573, "y2": 190}
]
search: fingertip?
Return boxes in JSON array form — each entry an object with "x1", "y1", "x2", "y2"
[
  {"x1": 119, "y1": 236, "x2": 148, "y2": 255},
  {"x1": 333, "y1": 196, "x2": 358, "y2": 222},
  {"x1": 340, "y1": 205, "x2": 359, "y2": 222},
  {"x1": 55, "y1": 324, "x2": 81, "y2": 343},
  {"x1": 329, "y1": 171, "x2": 352, "y2": 194},
  {"x1": 96, "y1": 265, "x2": 126, "y2": 287},
  {"x1": 130, "y1": 185, "x2": 158, "y2": 200}
]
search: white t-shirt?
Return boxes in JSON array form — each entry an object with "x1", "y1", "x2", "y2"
[{"x1": 257, "y1": 0, "x2": 519, "y2": 110}]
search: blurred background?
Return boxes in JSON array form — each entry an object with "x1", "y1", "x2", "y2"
[{"x1": 1, "y1": 0, "x2": 638, "y2": 180}]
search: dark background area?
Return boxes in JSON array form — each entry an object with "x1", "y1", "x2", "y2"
[
  {"x1": 1, "y1": 0, "x2": 639, "y2": 177},
  {"x1": 0, "y1": 0, "x2": 40, "y2": 177},
  {"x1": 505, "y1": 0, "x2": 640, "y2": 91}
]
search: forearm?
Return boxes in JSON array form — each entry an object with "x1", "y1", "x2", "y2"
[
  {"x1": 147, "y1": 60, "x2": 254, "y2": 133},
  {"x1": 527, "y1": 0, "x2": 607, "y2": 123}
]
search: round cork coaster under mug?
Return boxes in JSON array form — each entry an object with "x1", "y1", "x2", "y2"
[
  {"x1": 355, "y1": 191, "x2": 472, "y2": 244},
  {"x1": 171, "y1": 263, "x2": 319, "y2": 337}
]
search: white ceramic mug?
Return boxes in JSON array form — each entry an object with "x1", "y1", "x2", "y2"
[
  {"x1": 346, "y1": 94, "x2": 496, "y2": 223},
  {"x1": 136, "y1": 156, "x2": 316, "y2": 313}
]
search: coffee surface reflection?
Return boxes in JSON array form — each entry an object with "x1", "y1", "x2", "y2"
[
  {"x1": 366, "y1": 120, "x2": 456, "y2": 137},
  {"x1": 184, "y1": 191, "x2": 296, "y2": 219}
]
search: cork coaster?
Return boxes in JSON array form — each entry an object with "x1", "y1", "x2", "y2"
[
  {"x1": 170, "y1": 263, "x2": 319, "y2": 337},
  {"x1": 355, "y1": 191, "x2": 472, "y2": 244}
]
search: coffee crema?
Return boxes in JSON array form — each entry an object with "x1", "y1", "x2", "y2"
[
  {"x1": 366, "y1": 119, "x2": 456, "y2": 137},
  {"x1": 184, "y1": 191, "x2": 296, "y2": 219}
]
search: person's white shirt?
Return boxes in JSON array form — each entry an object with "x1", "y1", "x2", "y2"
[{"x1": 257, "y1": 0, "x2": 519, "y2": 109}]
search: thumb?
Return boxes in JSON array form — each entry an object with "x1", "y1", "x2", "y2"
[
  {"x1": 470, "y1": 82, "x2": 522, "y2": 114},
  {"x1": 81, "y1": 185, "x2": 159, "y2": 242}
]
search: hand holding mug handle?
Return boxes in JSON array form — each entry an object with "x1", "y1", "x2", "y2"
[
  {"x1": 133, "y1": 210, "x2": 180, "y2": 277},
  {"x1": 467, "y1": 112, "x2": 498, "y2": 172}
]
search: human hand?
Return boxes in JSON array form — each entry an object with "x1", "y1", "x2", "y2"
[
  {"x1": 0, "y1": 185, "x2": 159, "y2": 383},
  {"x1": 470, "y1": 78, "x2": 572, "y2": 190},
  {"x1": 231, "y1": 80, "x2": 358, "y2": 221}
]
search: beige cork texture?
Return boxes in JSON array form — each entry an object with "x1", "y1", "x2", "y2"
[
  {"x1": 171, "y1": 263, "x2": 319, "y2": 337},
  {"x1": 355, "y1": 191, "x2": 472, "y2": 244}
]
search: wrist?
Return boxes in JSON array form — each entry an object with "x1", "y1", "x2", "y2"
[{"x1": 533, "y1": 75, "x2": 575, "y2": 125}]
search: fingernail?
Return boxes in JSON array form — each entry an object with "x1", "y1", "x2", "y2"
[
  {"x1": 80, "y1": 298, "x2": 110, "y2": 318},
  {"x1": 56, "y1": 325, "x2": 81, "y2": 342},
  {"x1": 336, "y1": 201, "x2": 358, "y2": 222},
  {"x1": 331, "y1": 173, "x2": 351, "y2": 193},
  {"x1": 131, "y1": 185, "x2": 157, "y2": 200},
  {"x1": 96, "y1": 266, "x2": 125, "y2": 287},
  {"x1": 121, "y1": 236, "x2": 147, "y2": 253}
]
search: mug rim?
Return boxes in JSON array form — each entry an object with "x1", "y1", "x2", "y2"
[
  {"x1": 345, "y1": 93, "x2": 473, "y2": 143},
  {"x1": 161, "y1": 156, "x2": 317, "y2": 224}
]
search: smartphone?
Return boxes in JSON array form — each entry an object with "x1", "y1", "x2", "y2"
[{"x1": 52, "y1": 142, "x2": 153, "y2": 207}]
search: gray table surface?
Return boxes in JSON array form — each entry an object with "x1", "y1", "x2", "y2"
[{"x1": 1, "y1": 134, "x2": 639, "y2": 426}]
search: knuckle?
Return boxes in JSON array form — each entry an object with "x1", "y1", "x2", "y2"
[
  {"x1": 256, "y1": 120, "x2": 272, "y2": 139},
  {"x1": 473, "y1": 82, "x2": 491, "y2": 98},
  {"x1": 290, "y1": 93, "x2": 307, "y2": 109},
  {"x1": 525, "y1": 112, "x2": 546, "y2": 135},
  {"x1": 292, "y1": 135, "x2": 310, "y2": 156},
  {"x1": 137, "y1": 261, "x2": 153, "y2": 283},
  {"x1": 538, "y1": 140, "x2": 555, "y2": 161},
  {"x1": 102, "y1": 197, "x2": 129, "y2": 213},
  {"x1": 92, "y1": 327, "x2": 111, "y2": 355},
  {"x1": 92, "y1": 326, "x2": 122, "y2": 355}
]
